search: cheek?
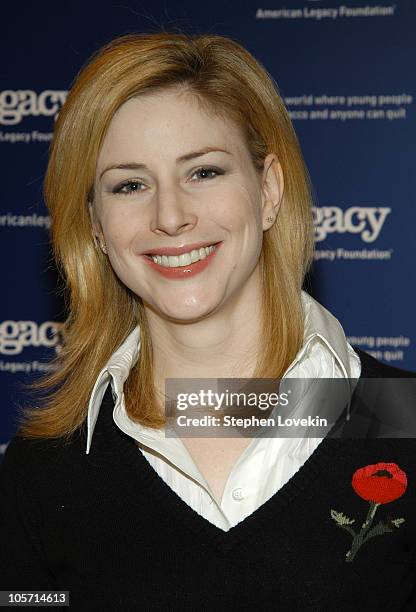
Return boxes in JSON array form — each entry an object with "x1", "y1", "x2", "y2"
[
  {"x1": 209, "y1": 183, "x2": 261, "y2": 228},
  {"x1": 101, "y1": 208, "x2": 140, "y2": 250}
]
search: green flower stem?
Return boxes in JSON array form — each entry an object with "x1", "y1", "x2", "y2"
[
  {"x1": 346, "y1": 501, "x2": 380, "y2": 562},
  {"x1": 363, "y1": 501, "x2": 380, "y2": 528}
]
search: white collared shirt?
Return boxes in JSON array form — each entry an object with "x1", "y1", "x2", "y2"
[{"x1": 86, "y1": 291, "x2": 361, "y2": 531}]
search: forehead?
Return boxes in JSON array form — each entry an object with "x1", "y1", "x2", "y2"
[{"x1": 97, "y1": 88, "x2": 249, "y2": 164}]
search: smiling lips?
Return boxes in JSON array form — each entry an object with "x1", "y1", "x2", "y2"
[
  {"x1": 144, "y1": 240, "x2": 221, "y2": 256},
  {"x1": 142, "y1": 242, "x2": 222, "y2": 279}
]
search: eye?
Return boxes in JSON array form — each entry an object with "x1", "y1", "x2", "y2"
[
  {"x1": 190, "y1": 167, "x2": 224, "y2": 182},
  {"x1": 113, "y1": 180, "x2": 146, "y2": 195}
]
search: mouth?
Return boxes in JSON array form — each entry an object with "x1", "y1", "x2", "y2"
[
  {"x1": 142, "y1": 241, "x2": 222, "y2": 279},
  {"x1": 144, "y1": 241, "x2": 222, "y2": 268}
]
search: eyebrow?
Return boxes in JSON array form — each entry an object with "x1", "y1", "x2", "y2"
[{"x1": 99, "y1": 147, "x2": 231, "y2": 180}]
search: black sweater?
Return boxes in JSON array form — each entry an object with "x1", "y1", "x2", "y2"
[{"x1": 1, "y1": 348, "x2": 416, "y2": 611}]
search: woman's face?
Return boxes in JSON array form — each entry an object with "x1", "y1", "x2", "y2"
[{"x1": 91, "y1": 88, "x2": 282, "y2": 322}]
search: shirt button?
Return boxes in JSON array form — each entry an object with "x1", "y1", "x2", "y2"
[{"x1": 232, "y1": 487, "x2": 244, "y2": 501}]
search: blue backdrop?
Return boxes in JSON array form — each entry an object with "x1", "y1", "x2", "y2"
[{"x1": 1, "y1": 0, "x2": 415, "y2": 458}]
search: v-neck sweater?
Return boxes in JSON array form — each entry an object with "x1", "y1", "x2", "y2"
[
  {"x1": 87, "y1": 291, "x2": 362, "y2": 532},
  {"x1": 1, "y1": 349, "x2": 416, "y2": 611}
]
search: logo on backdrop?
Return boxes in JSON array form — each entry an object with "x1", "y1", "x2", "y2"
[
  {"x1": 312, "y1": 206, "x2": 393, "y2": 262},
  {"x1": 0, "y1": 320, "x2": 63, "y2": 355},
  {"x1": 313, "y1": 206, "x2": 390, "y2": 242},
  {"x1": 0, "y1": 90, "x2": 68, "y2": 125}
]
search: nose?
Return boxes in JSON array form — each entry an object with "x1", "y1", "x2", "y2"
[{"x1": 150, "y1": 182, "x2": 197, "y2": 237}]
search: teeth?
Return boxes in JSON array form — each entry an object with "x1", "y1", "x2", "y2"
[
  {"x1": 150, "y1": 244, "x2": 216, "y2": 267},
  {"x1": 190, "y1": 249, "x2": 200, "y2": 263}
]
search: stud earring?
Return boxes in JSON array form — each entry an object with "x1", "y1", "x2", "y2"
[
  {"x1": 92, "y1": 234, "x2": 105, "y2": 253},
  {"x1": 266, "y1": 216, "x2": 274, "y2": 223}
]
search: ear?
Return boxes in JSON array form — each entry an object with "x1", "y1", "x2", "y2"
[
  {"x1": 261, "y1": 153, "x2": 284, "y2": 231},
  {"x1": 88, "y1": 201, "x2": 105, "y2": 251}
]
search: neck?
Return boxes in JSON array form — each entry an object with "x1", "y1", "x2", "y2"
[{"x1": 144, "y1": 271, "x2": 264, "y2": 389}]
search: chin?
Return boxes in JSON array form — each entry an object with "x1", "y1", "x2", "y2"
[
  {"x1": 165, "y1": 307, "x2": 218, "y2": 323},
  {"x1": 150, "y1": 297, "x2": 221, "y2": 323}
]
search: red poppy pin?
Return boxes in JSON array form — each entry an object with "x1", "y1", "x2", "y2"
[{"x1": 330, "y1": 462, "x2": 407, "y2": 562}]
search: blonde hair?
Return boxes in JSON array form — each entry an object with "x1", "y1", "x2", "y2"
[{"x1": 17, "y1": 31, "x2": 315, "y2": 440}]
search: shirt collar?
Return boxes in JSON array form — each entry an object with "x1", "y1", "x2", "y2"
[
  {"x1": 297, "y1": 291, "x2": 353, "y2": 379},
  {"x1": 85, "y1": 290, "x2": 356, "y2": 454},
  {"x1": 86, "y1": 326, "x2": 140, "y2": 454}
]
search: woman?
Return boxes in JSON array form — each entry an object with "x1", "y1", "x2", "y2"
[{"x1": 1, "y1": 32, "x2": 415, "y2": 610}]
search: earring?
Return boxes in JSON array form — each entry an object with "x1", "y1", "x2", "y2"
[
  {"x1": 266, "y1": 216, "x2": 274, "y2": 223},
  {"x1": 100, "y1": 241, "x2": 108, "y2": 254}
]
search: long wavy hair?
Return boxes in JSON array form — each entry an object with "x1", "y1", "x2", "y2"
[{"x1": 17, "y1": 31, "x2": 315, "y2": 440}]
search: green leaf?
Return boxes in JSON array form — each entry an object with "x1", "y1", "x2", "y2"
[
  {"x1": 331, "y1": 509, "x2": 356, "y2": 526},
  {"x1": 363, "y1": 521, "x2": 393, "y2": 542}
]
